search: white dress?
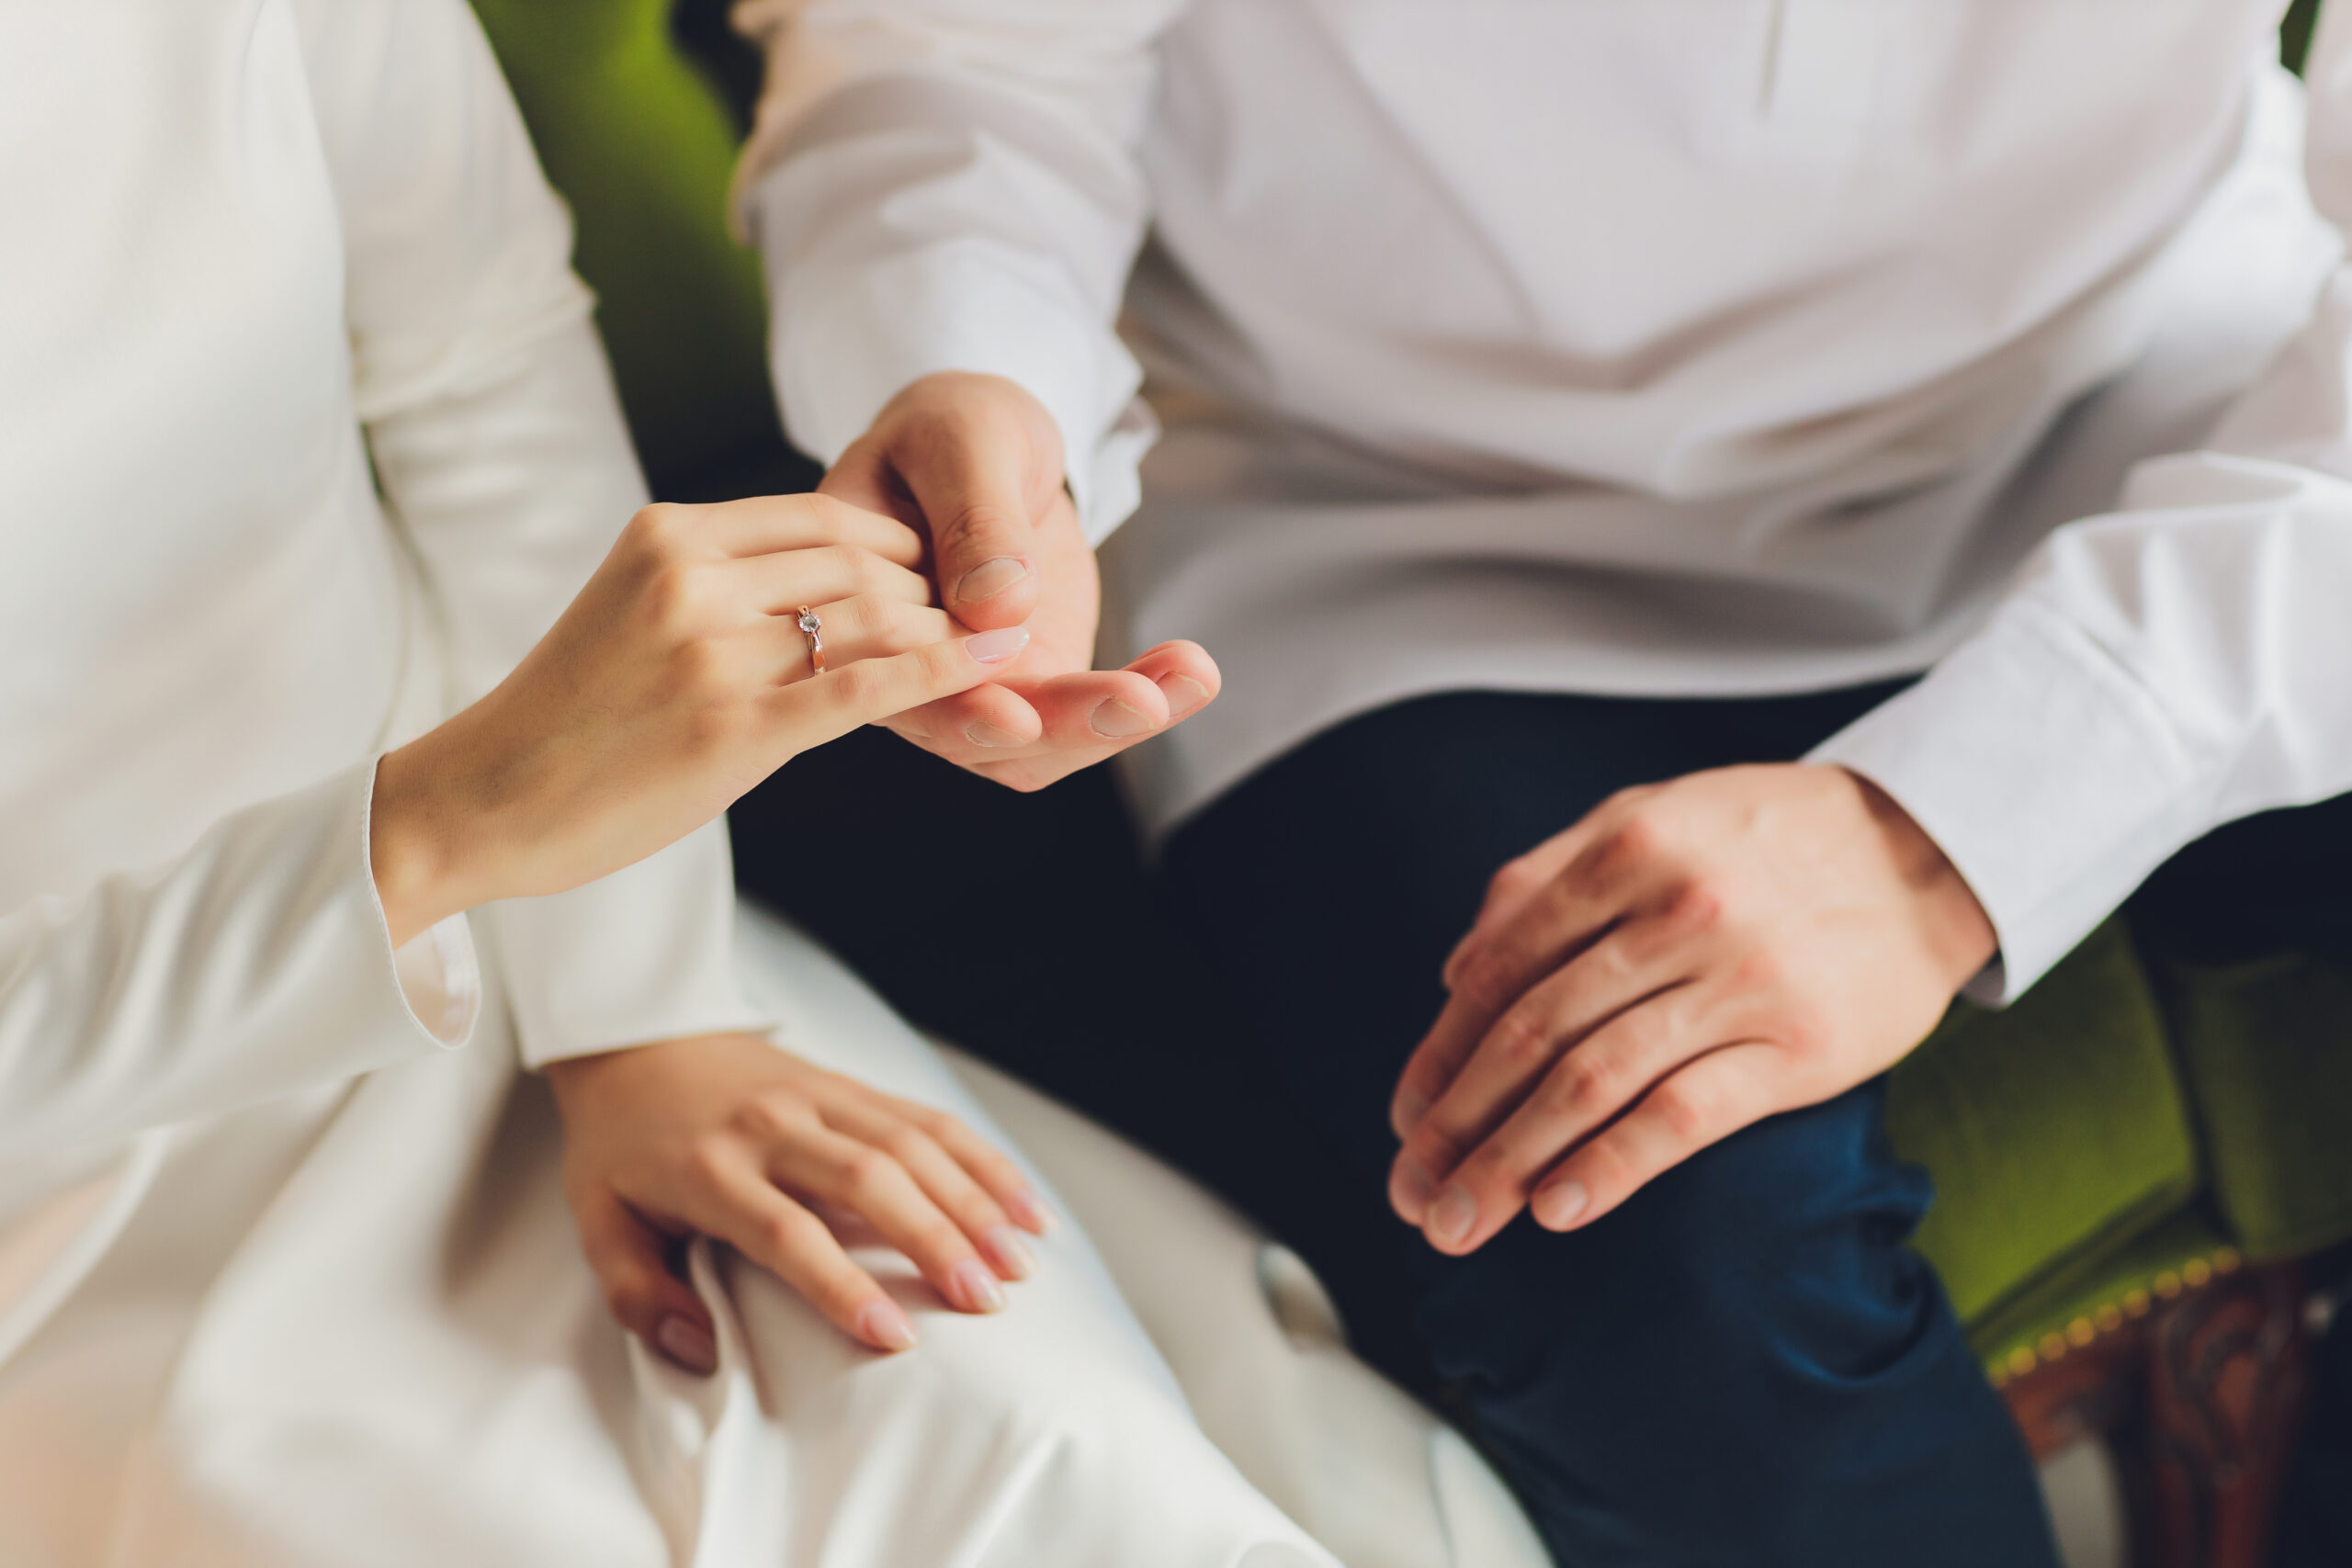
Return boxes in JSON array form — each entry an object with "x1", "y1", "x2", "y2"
[{"x1": 0, "y1": 3, "x2": 1332, "y2": 1563}]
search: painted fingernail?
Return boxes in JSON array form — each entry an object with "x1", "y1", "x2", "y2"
[
  {"x1": 955, "y1": 556, "x2": 1034, "y2": 605},
  {"x1": 1392, "y1": 1154, "x2": 1437, "y2": 1219},
  {"x1": 655, "y1": 1314, "x2": 717, "y2": 1375},
  {"x1": 1428, "y1": 1185, "x2": 1478, "y2": 1248},
  {"x1": 965, "y1": 626, "x2": 1030, "y2": 664},
  {"x1": 1534, "y1": 1180, "x2": 1590, "y2": 1231},
  {"x1": 948, "y1": 1258, "x2": 1007, "y2": 1313},
  {"x1": 983, "y1": 1224, "x2": 1035, "y2": 1280},
  {"x1": 963, "y1": 720, "x2": 1023, "y2": 748},
  {"x1": 855, "y1": 1298, "x2": 919, "y2": 1352},
  {"x1": 1090, "y1": 699, "x2": 1153, "y2": 739},
  {"x1": 1392, "y1": 1088, "x2": 1429, "y2": 1136},
  {"x1": 1157, "y1": 674, "x2": 1211, "y2": 719},
  {"x1": 1005, "y1": 1188, "x2": 1057, "y2": 1233}
]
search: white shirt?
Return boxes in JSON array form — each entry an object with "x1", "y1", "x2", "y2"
[{"x1": 738, "y1": 0, "x2": 2352, "y2": 1002}]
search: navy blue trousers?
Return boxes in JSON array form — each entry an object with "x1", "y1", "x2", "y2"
[{"x1": 1159, "y1": 688, "x2": 2060, "y2": 1568}]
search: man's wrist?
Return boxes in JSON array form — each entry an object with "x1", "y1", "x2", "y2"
[{"x1": 1847, "y1": 770, "x2": 1999, "y2": 989}]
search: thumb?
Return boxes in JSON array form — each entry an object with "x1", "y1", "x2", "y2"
[
  {"x1": 572, "y1": 1188, "x2": 718, "y2": 1376},
  {"x1": 893, "y1": 406, "x2": 1057, "y2": 632}
]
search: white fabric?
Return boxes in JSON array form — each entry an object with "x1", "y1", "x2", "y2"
[
  {"x1": 944, "y1": 1047, "x2": 1551, "y2": 1568},
  {"x1": 739, "y1": 0, "x2": 2352, "y2": 999},
  {"x1": 0, "y1": 908, "x2": 1337, "y2": 1568},
  {"x1": 0, "y1": 3, "x2": 1336, "y2": 1564}
]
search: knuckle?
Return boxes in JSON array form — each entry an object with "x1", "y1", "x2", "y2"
[
  {"x1": 820, "y1": 543, "x2": 869, "y2": 585},
  {"x1": 625, "y1": 502, "x2": 691, "y2": 557},
  {"x1": 730, "y1": 1093, "x2": 797, "y2": 1142},
  {"x1": 835, "y1": 1148, "x2": 897, "y2": 1201},
  {"x1": 759, "y1": 1214, "x2": 812, "y2": 1264},
  {"x1": 1488, "y1": 1006, "x2": 1554, "y2": 1070},
  {"x1": 1487, "y1": 858, "x2": 1537, "y2": 900},
  {"x1": 1555, "y1": 1053, "x2": 1619, "y2": 1117},
  {"x1": 1665, "y1": 880, "x2": 1726, "y2": 935},
  {"x1": 1730, "y1": 942, "x2": 1785, "y2": 994},
  {"x1": 934, "y1": 501, "x2": 1017, "y2": 554},
  {"x1": 880, "y1": 1126, "x2": 934, "y2": 1168},
  {"x1": 1454, "y1": 949, "x2": 1523, "y2": 1014},
  {"x1": 1606, "y1": 810, "x2": 1662, "y2": 865},
  {"x1": 824, "y1": 661, "x2": 883, "y2": 712},
  {"x1": 684, "y1": 1141, "x2": 735, "y2": 1194},
  {"x1": 1650, "y1": 1078, "x2": 1713, "y2": 1142}
]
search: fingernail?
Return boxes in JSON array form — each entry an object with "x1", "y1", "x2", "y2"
[
  {"x1": 955, "y1": 556, "x2": 1033, "y2": 606},
  {"x1": 655, "y1": 1314, "x2": 717, "y2": 1375},
  {"x1": 1428, "y1": 1185, "x2": 1478, "y2": 1248},
  {"x1": 948, "y1": 1258, "x2": 1007, "y2": 1313},
  {"x1": 855, "y1": 1298, "x2": 919, "y2": 1352},
  {"x1": 1392, "y1": 1154, "x2": 1436, "y2": 1219},
  {"x1": 1534, "y1": 1179, "x2": 1590, "y2": 1231},
  {"x1": 966, "y1": 626, "x2": 1030, "y2": 664},
  {"x1": 1005, "y1": 1187, "x2": 1057, "y2": 1233},
  {"x1": 983, "y1": 1224, "x2": 1035, "y2": 1280},
  {"x1": 1392, "y1": 1088, "x2": 1429, "y2": 1136},
  {"x1": 963, "y1": 720, "x2": 1023, "y2": 748},
  {"x1": 1090, "y1": 699, "x2": 1153, "y2": 739},
  {"x1": 1157, "y1": 674, "x2": 1211, "y2": 719}
]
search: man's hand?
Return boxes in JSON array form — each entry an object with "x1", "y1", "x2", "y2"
[
  {"x1": 1385, "y1": 765, "x2": 1996, "y2": 1255},
  {"x1": 820, "y1": 372, "x2": 1219, "y2": 792},
  {"x1": 547, "y1": 1032, "x2": 1054, "y2": 1372}
]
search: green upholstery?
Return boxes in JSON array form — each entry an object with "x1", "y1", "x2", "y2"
[
  {"x1": 469, "y1": 0, "x2": 785, "y2": 495},
  {"x1": 1886, "y1": 921, "x2": 2201, "y2": 1332},
  {"x1": 2154, "y1": 950, "x2": 2352, "y2": 1262},
  {"x1": 472, "y1": 0, "x2": 2352, "y2": 1385}
]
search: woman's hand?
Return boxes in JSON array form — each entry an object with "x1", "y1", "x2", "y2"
[
  {"x1": 369, "y1": 494, "x2": 1027, "y2": 944},
  {"x1": 546, "y1": 1032, "x2": 1056, "y2": 1371}
]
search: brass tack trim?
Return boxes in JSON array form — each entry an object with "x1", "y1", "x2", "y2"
[{"x1": 1989, "y1": 1250, "x2": 2243, "y2": 1385}]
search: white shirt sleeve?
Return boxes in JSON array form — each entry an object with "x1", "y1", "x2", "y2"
[
  {"x1": 731, "y1": 0, "x2": 1182, "y2": 540},
  {"x1": 1815, "y1": 19, "x2": 2352, "y2": 1003},
  {"x1": 0, "y1": 761, "x2": 476, "y2": 1156},
  {"x1": 295, "y1": 0, "x2": 770, "y2": 1066}
]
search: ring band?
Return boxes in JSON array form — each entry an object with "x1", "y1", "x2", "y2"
[{"x1": 796, "y1": 605, "x2": 826, "y2": 674}]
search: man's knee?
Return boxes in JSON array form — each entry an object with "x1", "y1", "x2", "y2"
[{"x1": 1418, "y1": 1086, "x2": 1940, "y2": 1388}]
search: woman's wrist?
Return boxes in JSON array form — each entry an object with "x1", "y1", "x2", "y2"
[{"x1": 370, "y1": 726, "x2": 503, "y2": 948}]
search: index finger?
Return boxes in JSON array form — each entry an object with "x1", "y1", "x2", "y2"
[
  {"x1": 762, "y1": 628, "x2": 1031, "y2": 762},
  {"x1": 1388, "y1": 829, "x2": 1643, "y2": 1138}
]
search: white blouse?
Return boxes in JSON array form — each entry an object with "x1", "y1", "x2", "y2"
[
  {"x1": 0, "y1": 0, "x2": 762, "y2": 1260},
  {"x1": 737, "y1": 0, "x2": 2352, "y2": 1001}
]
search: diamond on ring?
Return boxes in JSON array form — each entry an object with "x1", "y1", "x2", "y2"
[{"x1": 796, "y1": 605, "x2": 826, "y2": 674}]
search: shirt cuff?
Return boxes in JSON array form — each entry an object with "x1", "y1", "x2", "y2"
[
  {"x1": 389, "y1": 914, "x2": 481, "y2": 1047},
  {"x1": 1808, "y1": 602, "x2": 2206, "y2": 1003},
  {"x1": 359, "y1": 757, "x2": 481, "y2": 1050},
  {"x1": 484, "y1": 817, "x2": 773, "y2": 1067},
  {"x1": 750, "y1": 200, "x2": 1154, "y2": 542}
]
